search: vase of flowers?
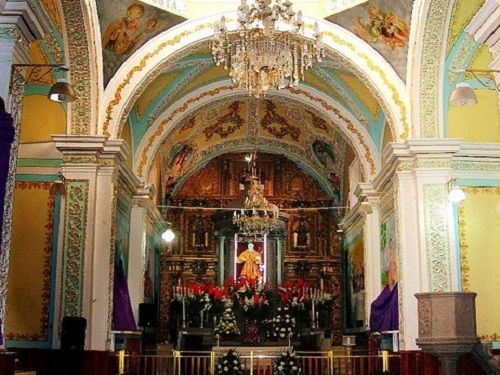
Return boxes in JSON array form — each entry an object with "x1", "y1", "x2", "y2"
[
  {"x1": 268, "y1": 306, "x2": 296, "y2": 341},
  {"x1": 273, "y1": 350, "x2": 302, "y2": 375},
  {"x1": 216, "y1": 349, "x2": 245, "y2": 375},
  {"x1": 214, "y1": 300, "x2": 240, "y2": 340}
]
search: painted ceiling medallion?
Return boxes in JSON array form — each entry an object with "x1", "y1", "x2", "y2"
[{"x1": 211, "y1": 0, "x2": 324, "y2": 97}]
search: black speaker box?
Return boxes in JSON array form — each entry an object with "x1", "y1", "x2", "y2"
[
  {"x1": 61, "y1": 316, "x2": 87, "y2": 350},
  {"x1": 138, "y1": 303, "x2": 157, "y2": 327}
]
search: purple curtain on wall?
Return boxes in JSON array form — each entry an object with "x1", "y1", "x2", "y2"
[
  {"x1": 0, "y1": 104, "x2": 14, "y2": 245},
  {"x1": 0, "y1": 101, "x2": 15, "y2": 347},
  {"x1": 369, "y1": 284, "x2": 399, "y2": 333},
  {"x1": 113, "y1": 259, "x2": 138, "y2": 331}
]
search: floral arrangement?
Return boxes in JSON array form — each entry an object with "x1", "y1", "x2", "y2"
[
  {"x1": 234, "y1": 277, "x2": 271, "y2": 319},
  {"x1": 215, "y1": 349, "x2": 245, "y2": 375},
  {"x1": 171, "y1": 278, "x2": 335, "y2": 331},
  {"x1": 268, "y1": 306, "x2": 296, "y2": 340},
  {"x1": 214, "y1": 301, "x2": 240, "y2": 338},
  {"x1": 273, "y1": 350, "x2": 302, "y2": 375}
]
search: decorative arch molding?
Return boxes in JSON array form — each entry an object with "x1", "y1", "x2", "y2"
[
  {"x1": 59, "y1": 0, "x2": 102, "y2": 135},
  {"x1": 408, "y1": 0, "x2": 456, "y2": 138},
  {"x1": 171, "y1": 139, "x2": 336, "y2": 199},
  {"x1": 101, "y1": 14, "x2": 409, "y2": 142},
  {"x1": 133, "y1": 82, "x2": 380, "y2": 183}
]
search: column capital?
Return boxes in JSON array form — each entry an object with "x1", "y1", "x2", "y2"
[
  {"x1": 52, "y1": 135, "x2": 134, "y2": 171},
  {"x1": 1, "y1": 1, "x2": 52, "y2": 59}
]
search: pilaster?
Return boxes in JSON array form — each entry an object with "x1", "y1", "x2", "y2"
[
  {"x1": 377, "y1": 139, "x2": 500, "y2": 350},
  {"x1": 53, "y1": 135, "x2": 131, "y2": 350},
  {"x1": 127, "y1": 186, "x2": 159, "y2": 323},
  {"x1": 358, "y1": 183, "x2": 382, "y2": 324}
]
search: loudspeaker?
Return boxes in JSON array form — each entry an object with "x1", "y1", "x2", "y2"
[
  {"x1": 138, "y1": 303, "x2": 156, "y2": 327},
  {"x1": 61, "y1": 316, "x2": 86, "y2": 350}
]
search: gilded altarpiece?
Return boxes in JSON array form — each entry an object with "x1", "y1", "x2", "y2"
[{"x1": 159, "y1": 153, "x2": 343, "y2": 343}]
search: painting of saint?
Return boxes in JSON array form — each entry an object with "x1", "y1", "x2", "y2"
[
  {"x1": 345, "y1": 229, "x2": 365, "y2": 328},
  {"x1": 312, "y1": 139, "x2": 336, "y2": 169},
  {"x1": 102, "y1": 4, "x2": 145, "y2": 55},
  {"x1": 97, "y1": 0, "x2": 185, "y2": 84},
  {"x1": 380, "y1": 212, "x2": 398, "y2": 289}
]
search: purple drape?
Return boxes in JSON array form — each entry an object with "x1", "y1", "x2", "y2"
[
  {"x1": 113, "y1": 259, "x2": 138, "y2": 331},
  {"x1": 369, "y1": 284, "x2": 399, "y2": 333},
  {"x1": 0, "y1": 108, "x2": 14, "y2": 247},
  {"x1": 0, "y1": 107, "x2": 14, "y2": 347}
]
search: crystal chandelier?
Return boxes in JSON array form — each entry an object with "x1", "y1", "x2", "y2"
[
  {"x1": 233, "y1": 152, "x2": 280, "y2": 235},
  {"x1": 211, "y1": 0, "x2": 324, "y2": 97}
]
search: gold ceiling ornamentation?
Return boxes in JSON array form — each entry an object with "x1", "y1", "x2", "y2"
[
  {"x1": 233, "y1": 152, "x2": 280, "y2": 236},
  {"x1": 211, "y1": 0, "x2": 324, "y2": 97}
]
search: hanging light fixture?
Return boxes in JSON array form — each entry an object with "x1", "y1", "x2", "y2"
[
  {"x1": 449, "y1": 68, "x2": 500, "y2": 107},
  {"x1": 233, "y1": 152, "x2": 280, "y2": 235},
  {"x1": 211, "y1": 0, "x2": 324, "y2": 97},
  {"x1": 48, "y1": 78, "x2": 76, "y2": 103}
]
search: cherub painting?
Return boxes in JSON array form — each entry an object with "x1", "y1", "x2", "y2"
[{"x1": 354, "y1": 5, "x2": 409, "y2": 49}]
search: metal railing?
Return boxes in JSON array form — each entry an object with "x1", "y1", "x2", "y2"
[{"x1": 116, "y1": 349, "x2": 400, "y2": 375}]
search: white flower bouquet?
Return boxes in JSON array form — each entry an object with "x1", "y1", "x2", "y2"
[
  {"x1": 273, "y1": 350, "x2": 302, "y2": 375},
  {"x1": 215, "y1": 349, "x2": 245, "y2": 375}
]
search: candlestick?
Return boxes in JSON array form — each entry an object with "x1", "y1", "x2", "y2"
[
  {"x1": 311, "y1": 298, "x2": 316, "y2": 329},
  {"x1": 382, "y1": 350, "x2": 389, "y2": 372},
  {"x1": 200, "y1": 310, "x2": 204, "y2": 328},
  {"x1": 182, "y1": 297, "x2": 186, "y2": 328}
]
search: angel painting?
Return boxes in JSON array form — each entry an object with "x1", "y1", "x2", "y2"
[{"x1": 354, "y1": 5, "x2": 409, "y2": 50}]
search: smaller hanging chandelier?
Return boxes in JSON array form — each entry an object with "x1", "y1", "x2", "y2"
[
  {"x1": 211, "y1": 0, "x2": 324, "y2": 97},
  {"x1": 233, "y1": 152, "x2": 280, "y2": 235}
]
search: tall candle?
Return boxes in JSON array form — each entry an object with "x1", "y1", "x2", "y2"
[
  {"x1": 182, "y1": 297, "x2": 186, "y2": 328},
  {"x1": 200, "y1": 310, "x2": 204, "y2": 329},
  {"x1": 311, "y1": 298, "x2": 316, "y2": 329}
]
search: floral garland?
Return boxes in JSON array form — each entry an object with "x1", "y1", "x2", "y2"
[
  {"x1": 216, "y1": 349, "x2": 245, "y2": 375},
  {"x1": 273, "y1": 350, "x2": 302, "y2": 375}
]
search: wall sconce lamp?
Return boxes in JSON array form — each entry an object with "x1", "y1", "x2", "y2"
[
  {"x1": 50, "y1": 172, "x2": 66, "y2": 196},
  {"x1": 10, "y1": 64, "x2": 77, "y2": 103},
  {"x1": 449, "y1": 69, "x2": 500, "y2": 107},
  {"x1": 448, "y1": 180, "x2": 466, "y2": 203},
  {"x1": 358, "y1": 201, "x2": 373, "y2": 214},
  {"x1": 161, "y1": 222, "x2": 176, "y2": 243}
]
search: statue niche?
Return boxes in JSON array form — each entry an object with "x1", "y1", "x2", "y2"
[
  {"x1": 293, "y1": 219, "x2": 310, "y2": 249},
  {"x1": 190, "y1": 216, "x2": 208, "y2": 250}
]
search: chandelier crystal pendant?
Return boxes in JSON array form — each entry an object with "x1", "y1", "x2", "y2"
[
  {"x1": 233, "y1": 153, "x2": 280, "y2": 236},
  {"x1": 211, "y1": 0, "x2": 324, "y2": 97}
]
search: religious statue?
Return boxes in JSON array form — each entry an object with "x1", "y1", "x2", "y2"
[
  {"x1": 293, "y1": 221, "x2": 309, "y2": 248},
  {"x1": 193, "y1": 221, "x2": 207, "y2": 248},
  {"x1": 236, "y1": 243, "x2": 262, "y2": 281}
]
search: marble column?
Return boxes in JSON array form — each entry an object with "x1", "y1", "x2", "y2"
[{"x1": 216, "y1": 235, "x2": 225, "y2": 286}]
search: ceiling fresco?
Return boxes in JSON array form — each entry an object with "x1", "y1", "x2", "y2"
[
  {"x1": 327, "y1": 0, "x2": 413, "y2": 81},
  {"x1": 153, "y1": 96, "x2": 351, "y2": 205},
  {"x1": 127, "y1": 47, "x2": 387, "y2": 155},
  {"x1": 96, "y1": 0, "x2": 185, "y2": 85}
]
